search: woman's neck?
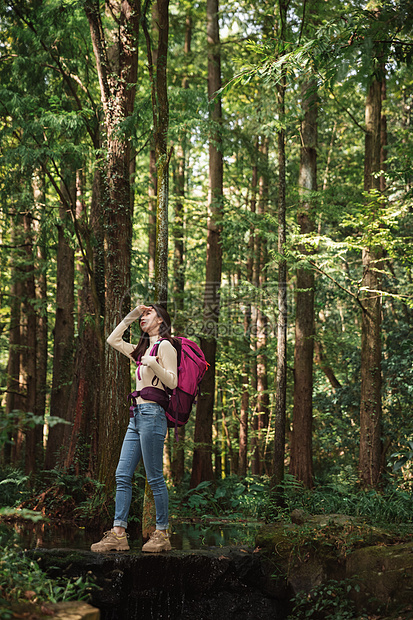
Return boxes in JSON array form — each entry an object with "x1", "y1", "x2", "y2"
[{"x1": 149, "y1": 332, "x2": 161, "y2": 343}]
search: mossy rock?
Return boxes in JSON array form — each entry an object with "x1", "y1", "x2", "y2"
[
  {"x1": 256, "y1": 514, "x2": 401, "y2": 559},
  {"x1": 256, "y1": 515, "x2": 413, "y2": 617},
  {"x1": 346, "y1": 541, "x2": 413, "y2": 615}
]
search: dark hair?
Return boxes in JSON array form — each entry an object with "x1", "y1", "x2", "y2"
[{"x1": 131, "y1": 304, "x2": 174, "y2": 361}]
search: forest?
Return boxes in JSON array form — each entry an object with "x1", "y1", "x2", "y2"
[{"x1": 1, "y1": 0, "x2": 413, "y2": 540}]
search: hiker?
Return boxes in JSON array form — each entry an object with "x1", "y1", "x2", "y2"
[{"x1": 91, "y1": 303, "x2": 177, "y2": 553}]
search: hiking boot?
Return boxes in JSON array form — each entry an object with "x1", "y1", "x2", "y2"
[
  {"x1": 90, "y1": 529, "x2": 130, "y2": 553},
  {"x1": 141, "y1": 530, "x2": 171, "y2": 553}
]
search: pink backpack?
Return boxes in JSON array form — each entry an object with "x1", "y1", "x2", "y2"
[{"x1": 128, "y1": 337, "x2": 208, "y2": 436}]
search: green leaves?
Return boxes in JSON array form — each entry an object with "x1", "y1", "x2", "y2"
[{"x1": 388, "y1": 441, "x2": 413, "y2": 472}]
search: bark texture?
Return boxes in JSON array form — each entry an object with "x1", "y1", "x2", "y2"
[
  {"x1": 4, "y1": 221, "x2": 23, "y2": 465},
  {"x1": 238, "y1": 156, "x2": 257, "y2": 476},
  {"x1": 191, "y1": 0, "x2": 223, "y2": 487},
  {"x1": 272, "y1": 3, "x2": 288, "y2": 491},
  {"x1": 45, "y1": 180, "x2": 75, "y2": 470},
  {"x1": 64, "y1": 166, "x2": 104, "y2": 477},
  {"x1": 85, "y1": 0, "x2": 139, "y2": 484},
  {"x1": 359, "y1": 75, "x2": 383, "y2": 488},
  {"x1": 289, "y1": 77, "x2": 317, "y2": 489},
  {"x1": 22, "y1": 212, "x2": 37, "y2": 474}
]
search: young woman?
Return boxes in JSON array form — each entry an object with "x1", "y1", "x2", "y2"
[{"x1": 91, "y1": 304, "x2": 177, "y2": 553}]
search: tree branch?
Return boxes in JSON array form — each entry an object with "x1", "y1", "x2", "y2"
[
  {"x1": 308, "y1": 258, "x2": 365, "y2": 311},
  {"x1": 325, "y1": 84, "x2": 367, "y2": 133},
  {"x1": 10, "y1": 1, "x2": 99, "y2": 147}
]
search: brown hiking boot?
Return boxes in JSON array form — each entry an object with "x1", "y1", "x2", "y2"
[
  {"x1": 141, "y1": 530, "x2": 171, "y2": 553},
  {"x1": 90, "y1": 530, "x2": 130, "y2": 552}
]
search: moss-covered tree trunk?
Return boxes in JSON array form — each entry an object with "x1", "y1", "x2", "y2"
[
  {"x1": 22, "y1": 211, "x2": 37, "y2": 474},
  {"x1": 4, "y1": 219, "x2": 23, "y2": 466},
  {"x1": 33, "y1": 176, "x2": 48, "y2": 453},
  {"x1": 85, "y1": 0, "x2": 139, "y2": 485},
  {"x1": 359, "y1": 74, "x2": 383, "y2": 488},
  {"x1": 238, "y1": 147, "x2": 258, "y2": 476},
  {"x1": 256, "y1": 137, "x2": 270, "y2": 475},
  {"x1": 289, "y1": 76, "x2": 317, "y2": 489},
  {"x1": 45, "y1": 178, "x2": 75, "y2": 470},
  {"x1": 170, "y1": 12, "x2": 191, "y2": 484},
  {"x1": 190, "y1": 0, "x2": 223, "y2": 487},
  {"x1": 141, "y1": 0, "x2": 170, "y2": 536},
  {"x1": 64, "y1": 165, "x2": 105, "y2": 477},
  {"x1": 272, "y1": 1, "x2": 288, "y2": 493}
]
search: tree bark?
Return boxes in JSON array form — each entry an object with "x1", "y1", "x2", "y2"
[
  {"x1": 4, "y1": 221, "x2": 23, "y2": 466},
  {"x1": 272, "y1": 1, "x2": 288, "y2": 493},
  {"x1": 141, "y1": 0, "x2": 170, "y2": 536},
  {"x1": 148, "y1": 148, "x2": 157, "y2": 282},
  {"x1": 256, "y1": 137, "x2": 270, "y2": 475},
  {"x1": 33, "y1": 173, "x2": 48, "y2": 466},
  {"x1": 45, "y1": 179, "x2": 75, "y2": 470},
  {"x1": 289, "y1": 77, "x2": 317, "y2": 488},
  {"x1": 153, "y1": 0, "x2": 170, "y2": 306},
  {"x1": 85, "y1": 0, "x2": 139, "y2": 485},
  {"x1": 148, "y1": 3, "x2": 159, "y2": 284},
  {"x1": 170, "y1": 11, "x2": 191, "y2": 484},
  {"x1": 359, "y1": 74, "x2": 383, "y2": 488},
  {"x1": 190, "y1": 0, "x2": 223, "y2": 487},
  {"x1": 64, "y1": 166, "x2": 104, "y2": 477},
  {"x1": 238, "y1": 168, "x2": 256, "y2": 476},
  {"x1": 22, "y1": 212, "x2": 37, "y2": 474}
]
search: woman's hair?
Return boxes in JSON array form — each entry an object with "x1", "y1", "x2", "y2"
[{"x1": 131, "y1": 304, "x2": 174, "y2": 361}]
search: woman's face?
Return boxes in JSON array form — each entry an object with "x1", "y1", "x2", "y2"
[{"x1": 140, "y1": 306, "x2": 162, "y2": 335}]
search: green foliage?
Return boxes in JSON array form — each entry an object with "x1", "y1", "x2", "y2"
[
  {"x1": 0, "y1": 468, "x2": 30, "y2": 507},
  {"x1": 0, "y1": 0, "x2": 412, "y2": 507},
  {"x1": 288, "y1": 579, "x2": 361, "y2": 620},
  {"x1": 266, "y1": 474, "x2": 413, "y2": 526},
  {"x1": 0, "y1": 411, "x2": 71, "y2": 460},
  {"x1": 17, "y1": 468, "x2": 113, "y2": 524},
  {"x1": 388, "y1": 441, "x2": 413, "y2": 473},
  {"x1": 169, "y1": 475, "x2": 269, "y2": 520},
  {"x1": 0, "y1": 533, "x2": 97, "y2": 615}
]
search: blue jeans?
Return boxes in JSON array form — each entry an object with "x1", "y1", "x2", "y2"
[{"x1": 113, "y1": 402, "x2": 168, "y2": 530}]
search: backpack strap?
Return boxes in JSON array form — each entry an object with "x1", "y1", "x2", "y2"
[
  {"x1": 136, "y1": 340, "x2": 162, "y2": 380},
  {"x1": 128, "y1": 390, "x2": 140, "y2": 416}
]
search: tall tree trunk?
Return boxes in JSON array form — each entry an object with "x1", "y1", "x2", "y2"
[
  {"x1": 33, "y1": 173, "x2": 48, "y2": 466},
  {"x1": 64, "y1": 166, "x2": 104, "y2": 477},
  {"x1": 171, "y1": 11, "x2": 191, "y2": 484},
  {"x1": 190, "y1": 0, "x2": 223, "y2": 487},
  {"x1": 251, "y1": 139, "x2": 262, "y2": 476},
  {"x1": 45, "y1": 179, "x2": 75, "y2": 469},
  {"x1": 22, "y1": 212, "x2": 37, "y2": 474},
  {"x1": 148, "y1": 3, "x2": 159, "y2": 283},
  {"x1": 289, "y1": 76, "x2": 317, "y2": 489},
  {"x1": 4, "y1": 221, "x2": 23, "y2": 466},
  {"x1": 272, "y1": 1, "x2": 288, "y2": 493},
  {"x1": 239, "y1": 147, "x2": 258, "y2": 477},
  {"x1": 238, "y1": 244, "x2": 254, "y2": 475},
  {"x1": 141, "y1": 0, "x2": 170, "y2": 536},
  {"x1": 85, "y1": 0, "x2": 139, "y2": 485},
  {"x1": 256, "y1": 137, "x2": 270, "y2": 475},
  {"x1": 359, "y1": 74, "x2": 383, "y2": 488},
  {"x1": 153, "y1": 0, "x2": 170, "y2": 305},
  {"x1": 148, "y1": 148, "x2": 157, "y2": 281}
]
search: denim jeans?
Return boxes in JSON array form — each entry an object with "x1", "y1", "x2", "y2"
[{"x1": 113, "y1": 402, "x2": 168, "y2": 530}]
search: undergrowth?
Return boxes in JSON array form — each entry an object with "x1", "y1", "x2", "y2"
[
  {"x1": 2, "y1": 464, "x2": 413, "y2": 531},
  {"x1": 287, "y1": 579, "x2": 363, "y2": 620},
  {"x1": 265, "y1": 473, "x2": 413, "y2": 528},
  {"x1": 0, "y1": 532, "x2": 98, "y2": 619}
]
